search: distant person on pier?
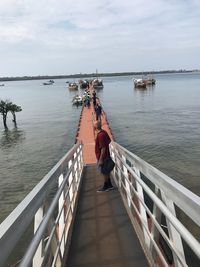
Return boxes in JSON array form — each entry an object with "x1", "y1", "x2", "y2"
[
  {"x1": 92, "y1": 90, "x2": 97, "y2": 106},
  {"x1": 94, "y1": 103, "x2": 102, "y2": 122},
  {"x1": 94, "y1": 120, "x2": 114, "y2": 192},
  {"x1": 86, "y1": 95, "x2": 90, "y2": 108}
]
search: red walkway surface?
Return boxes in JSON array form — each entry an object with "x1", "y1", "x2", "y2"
[{"x1": 76, "y1": 89, "x2": 113, "y2": 164}]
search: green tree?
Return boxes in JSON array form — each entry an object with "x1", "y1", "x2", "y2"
[
  {"x1": 0, "y1": 100, "x2": 11, "y2": 129},
  {"x1": 10, "y1": 104, "x2": 22, "y2": 127},
  {"x1": 0, "y1": 100, "x2": 22, "y2": 129}
]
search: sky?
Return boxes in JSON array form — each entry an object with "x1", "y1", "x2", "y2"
[{"x1": 0, "y1": 0, "x2": 200, "y2": 77}]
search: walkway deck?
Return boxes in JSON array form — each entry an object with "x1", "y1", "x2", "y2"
[
  {"x1": 76, "y1": 91, "x2": 113, "y2": 164},
  {"x1": 63, "y1": 90, "x2": 148, "y2": 266},
  {"x1": 65, "y1": 165, "x2": 148, "y2": 267}
]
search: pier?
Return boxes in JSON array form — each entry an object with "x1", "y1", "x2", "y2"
[
  {"x1": 0, "y1": 86, "x2": 200, "y2": 267},
  {"x1": 66, "y1": 91, "x2": 147, "y2": 266}
]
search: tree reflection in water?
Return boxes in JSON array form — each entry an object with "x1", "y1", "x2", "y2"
[{"x1": 0, "y1": 128, "x2": 25, "y2": 149}]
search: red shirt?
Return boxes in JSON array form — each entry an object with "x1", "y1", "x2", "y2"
[{"x1": 95, "y1": 130, "x2": 111, "y2": 160}]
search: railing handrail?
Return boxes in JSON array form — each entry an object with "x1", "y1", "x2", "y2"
[
  {"x1": 111, "y1": 141, "x2": 200, "y2": 226},
  {"x1": 19, "y1": 156, "x2": 78, "y2": 267},
  {"x1": 114, "y1": 149, "x2": 200, "y2": 257},
  {"x1": 110, "y1": 141, "x2": 200, "y2": 267},
  {"x1": 0, "y1": 143, "x2": 83, "y2": 266}
]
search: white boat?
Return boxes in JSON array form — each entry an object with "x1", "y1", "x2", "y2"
[
  {"x1": 133, "y1": 78, "x2": 146, "y2": 88},
  {"x1": 143, "y1": 76, "x2": 156, "y2": 85},
  {"x1": 72, "y1": 95, "x2": 82, "y2": 105},
  {"x1": 79, "y1": 80, "x2": 89, "y2": 89},
  {"x1": 92, "y1": 78, "x2": 103, "y2": 89},
  {"x1": 69, "y1": 82, "x2": 78, "y2": 90},
  {"x1": 43, "y1": 81, "x2": 54, "y2": 85}
]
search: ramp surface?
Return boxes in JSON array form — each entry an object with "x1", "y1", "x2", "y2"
[{"x1": 65, "y1": 165, "x2": 148, "y2": 267}]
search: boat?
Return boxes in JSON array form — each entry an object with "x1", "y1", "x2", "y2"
[
  {"x1": 133, "y1": 78, "x2": 147, "y2": 88},
  {"x1": 143, "y1": 76, "x2": 156, "y2": 85},
  {"x1": 72, "y1": 95, "x2": 83, "y2": 105},
  {"x1": 0, "y1": 84, "x2": 5, "y2": 86},
  {"x1": 43, "y1": 81, "x2": 54, "y2": 85},
  {"x1": 68, "y1": 82, "x2": 78, "y2": 90},
  {"x1": 79, "y1": 80, "x2": 89, "y2": 89},
  {"x1": 92, "y1": 78, "x2": 104, "y2": 89}
]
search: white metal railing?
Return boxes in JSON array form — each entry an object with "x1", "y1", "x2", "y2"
[
  {"x1": 0, "y1": 143, "x2": 83, "y2": 267},
  {"x1": 110, "y1": 141, "x2": 200, "y2": 267}
]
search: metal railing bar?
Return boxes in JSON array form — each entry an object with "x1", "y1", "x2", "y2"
[
  {"x1": 38, "y1": 151, "x2": 84, "y2": 266},
  {"x1": 119, "y1": 181, "x2": 170, "y2": 267},
  {"x1": 113, "y1": 152, "x2": 200, "y2": 259},
  {"x1": 42, "y1": 224, "x2": 57, "y2": 261},
  {"x1": 51, "y1": 242, "x2": 61, "y2": 267},
  {"x1": 19, "y1": 147, "x2": 83, "y2": 267},
  {"x1": 54, "y1": 160, "x2": 82, "y2": 225},
  {"x1": 0, "y1": 144, "x2": 82, "y2": 266},
  {"x1": 50, "y1": 177, "x2": 83, "y2": 267},
  {"x1": 43, "y1": 183, "x2": 78, "y2": 260},
  {"x1": 118, "y1": 168, "x2": 188, "y2": 267},
  {"x1": 42, "y1": 201, "x2": 74, "y2": 265},
  {"x1": 111, "y1": 142, "x2": 200, "y2": 226}
]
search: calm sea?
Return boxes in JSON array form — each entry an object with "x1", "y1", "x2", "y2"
[{"x1": 0, "y1": 73, "x2": 200, "y2": 223}]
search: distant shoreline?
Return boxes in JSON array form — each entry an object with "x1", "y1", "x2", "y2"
[{"x1": 0, "y1": 69, "x2": 199, "y2": 82}]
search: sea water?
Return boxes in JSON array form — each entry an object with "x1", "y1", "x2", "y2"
[{"x1": 0, "y1": 73, "x2": 200, "y2": 223}]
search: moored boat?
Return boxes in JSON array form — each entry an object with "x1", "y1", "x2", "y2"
[
  {"x1": 133, "y1": 78, "x2": 147, "y2": 88},
  {"x1": 72, "y1": 95, "x2": 82, "y2": 105},
  {"x1": 144, "y1": 76, "x2": 156, "y2": 85},
  {"x1": 79, "y1": 80, "x2": 89, "y2": 89},
  {"x1": 92, "y1": 78, "x2": 103, "y2": 89},
  {"x1": 43, "y1": 80, "x2": 54, "y2": 85},
  {"x1": 68, "y1": 82, "x2": 78, "y2": 90}
]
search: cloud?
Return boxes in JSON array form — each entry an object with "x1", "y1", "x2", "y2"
[{"x1": 0, "y1": 0, "x2": 200, "y2": 75}]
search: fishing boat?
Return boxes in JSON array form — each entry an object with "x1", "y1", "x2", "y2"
[
  {"x1": 72, "y1": 95, "x2": 82, "y2": 105},
  {"x1": 133, "y1": 78, "x2": 147, "y2": 88},
  {"x1": 92, "y1": 69, "x2": 104, "y2": 89},
  {"x1": 79, "y1": 80, "x2": 89, "y2": 89},
  {"x1": 43, "y1": 81, "x2": 54, "y2": 85},
  {"x1": 144, "y1": 76, "x2": 156, "y2": 85},
  {"x1": 68, "y1": 82, "x2": 78, "y2": 90},
  {"x1": 92, "y1": 78, "x2": 104, "y2": 89}
]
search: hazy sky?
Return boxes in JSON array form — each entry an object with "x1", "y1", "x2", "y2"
[{"x1": 0, "y1": 0, "x2": 200, "y2": 76}]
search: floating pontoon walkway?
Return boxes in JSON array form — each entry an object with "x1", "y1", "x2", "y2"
[
  {"x1": 76, "y1": 93, "x2": 113, "y2": 164},
  {"x1": 64, "y1": 92, "x2": 148, "y2": 266}
]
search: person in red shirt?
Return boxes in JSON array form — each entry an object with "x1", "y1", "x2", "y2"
[{"x1": 94, "y1": 120, "x2": 114, "y2": 192}]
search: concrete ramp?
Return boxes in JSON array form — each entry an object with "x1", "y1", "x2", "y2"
[{"x1": 65, "y1": 165, "x2": 148, "y2": 267}]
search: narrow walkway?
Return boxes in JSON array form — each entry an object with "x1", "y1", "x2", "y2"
[
  {"x1": 69, "y1": 89, "x2": 148, "y2": 266},
  {"x1": 76, "y1": 88, "x2": 113, "y2": 164},
  {"x1": 65, "y1": 166, "x2": 148, "y2": 267}
]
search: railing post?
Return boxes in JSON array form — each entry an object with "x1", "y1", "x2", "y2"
[
  {"x1": 115, "y1": 148, "x2": 123, "y2": 188},
  {"x1": 58, "y1": 173, "x2": 65, "y2": 257},
  {"x1": 68, "y1": 159, "x2": 74, "y2": 212},
  {"x1": 110, "y1": 145, "x2": 117, "y2": 182},
  {"x1": 149, "y1": 186, "x2": 162, "y2": 261},
  {"x1": 161, "y1": 191, "x2": 186, "y2": 267},
  {"x1": 134, "y1": 167, "x2": 151, "y2": 248},
  {"x1": 33, "y1": 207, "x2": 44, "y2": 267},
  {"x1": 122, "y1": 155, "x2": 131, "y2": 207}
]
